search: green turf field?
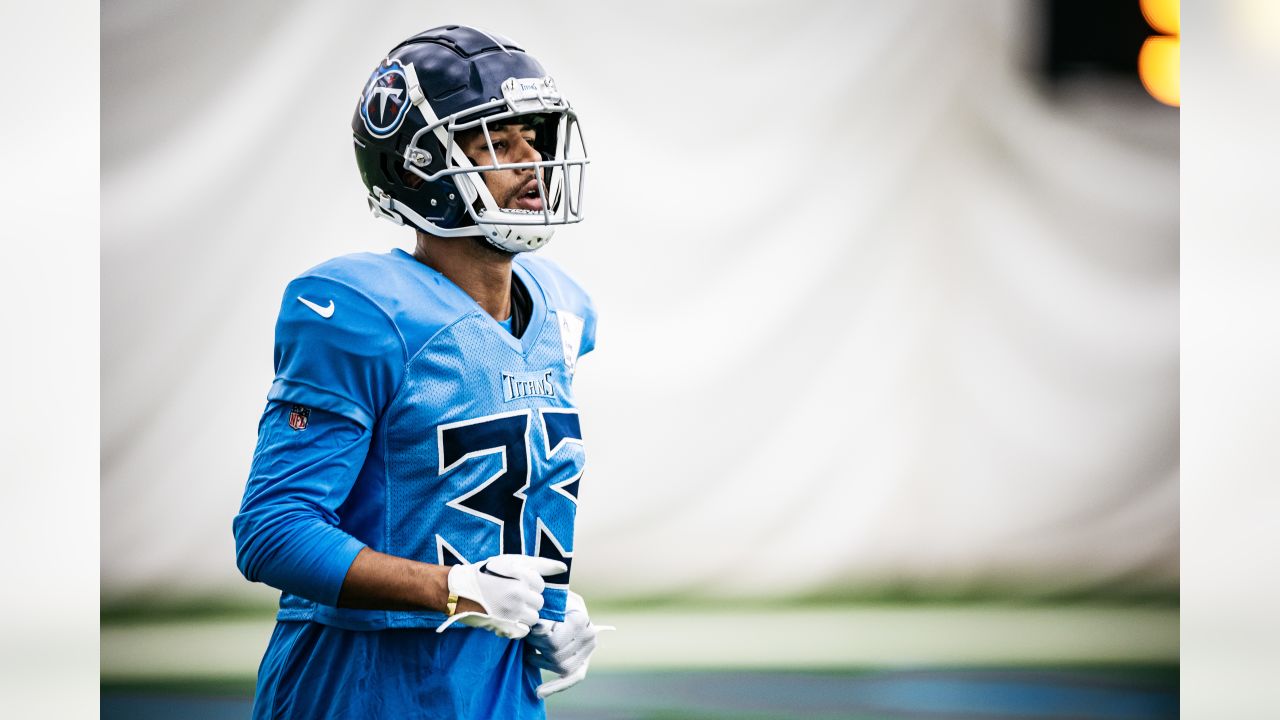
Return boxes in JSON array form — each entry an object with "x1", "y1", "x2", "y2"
[{"x1": 102, "y1": 604, "x2": 1178, "y2": 718}]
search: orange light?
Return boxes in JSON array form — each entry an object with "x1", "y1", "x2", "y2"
[
  {"x1": 1139, "y1": 0, "x2": 1180, "y2": 107},
  {"x1": 1138, "y1": 35, "x2": 1180, "y2": 106},
  {"x1": 1140, "y1": 0, "x2": 1180, "y2": 36}
]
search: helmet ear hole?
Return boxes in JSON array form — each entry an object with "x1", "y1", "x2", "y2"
[{"x1": 398, "y1": 167, "x2": 425, "y2": 190}]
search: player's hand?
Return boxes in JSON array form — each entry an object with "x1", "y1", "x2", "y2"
[
  {"x1": 436, "y1": 555, "x2": 567, "y2": 640},
  {"x1": 525, "y1": 591, "x2": 613, "y2": 698}
]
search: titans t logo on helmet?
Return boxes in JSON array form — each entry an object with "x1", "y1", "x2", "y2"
[{"x1": 360, "y1": 60, "x2": 411, "y2": 138}]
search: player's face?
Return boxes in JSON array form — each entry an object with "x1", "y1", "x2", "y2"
[{"x1": 457, "y1": 121, "x2": 544, "y2": 212}]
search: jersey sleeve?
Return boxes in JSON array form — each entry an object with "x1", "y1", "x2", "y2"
[
  {"x1": 268, "y1": 275, "x2": 405, "y2": 429},
  {"x1": 233, "y1": 403, "x2": 371, "y2": 606},
  {"x1": 579, "y1": 293, "x2": 598, "y2": 357}
]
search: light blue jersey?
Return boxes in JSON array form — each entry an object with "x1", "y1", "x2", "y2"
[
  {"x1": 234, "y1": 248, "x2": 596, "y2": 718},
  {"x1": 236, "y1": 248, "x2": 596, "y2": 627}
]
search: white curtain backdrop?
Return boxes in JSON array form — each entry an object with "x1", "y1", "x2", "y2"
[{"x1": 102, "y1": 0, "x2": 1177, "y2": 605}]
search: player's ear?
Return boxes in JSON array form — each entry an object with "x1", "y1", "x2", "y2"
[{"x1": 399, "y1": 168, "x2": 424, "y2": 189}]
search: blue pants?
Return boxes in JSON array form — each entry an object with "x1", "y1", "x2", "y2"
[{"x1": 252, "y1": 621, "x2": 545, "y2": 719}]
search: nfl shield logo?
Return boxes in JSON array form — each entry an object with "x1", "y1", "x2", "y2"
[{"x1": 288, "y1": 405, "x2": 310, "y2": 431}]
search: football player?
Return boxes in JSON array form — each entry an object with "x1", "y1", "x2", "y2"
[{"x1": 233, "y1": 25, "x2": 605, "y2": 719}]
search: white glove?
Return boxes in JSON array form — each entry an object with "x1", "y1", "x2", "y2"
[
  {"x1": 436, "y1": 555, "x2": 567, "y2": 640},
  {"x1": 525, "y1": 591, "x2": 614, "y2": 698}
]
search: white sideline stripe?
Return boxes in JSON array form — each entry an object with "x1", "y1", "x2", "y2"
[{"x1": 99, "y1": 606, "x2": 1178, "y2": 680}]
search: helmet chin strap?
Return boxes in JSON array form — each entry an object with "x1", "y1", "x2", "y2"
[
  {"x1": 370, "y1": 186, "x2": 554, "y2": 252},
  {"x1": 454, "y1": 172, "x2": 555, "y2": 253},
  {"x1": 480, "y1": 222, "x2": 554, "y2": 253}
]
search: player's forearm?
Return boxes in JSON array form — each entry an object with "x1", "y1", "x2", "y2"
[
  {"x1": 234, "y1": 506, "x2": 368, "y2": 607},
  {"x1": 335, "y1": 547, "x2": 453, "y2": 611}
]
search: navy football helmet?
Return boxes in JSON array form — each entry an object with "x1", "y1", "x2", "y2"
[{"x1": 352, "y1": 25, "x2": 588, "y2": 252}]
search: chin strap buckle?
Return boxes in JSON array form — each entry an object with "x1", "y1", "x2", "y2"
[{"x1": 368, "y1": 187, "x2": 404, "y2": 225}]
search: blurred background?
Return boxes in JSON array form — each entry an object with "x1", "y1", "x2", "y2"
[{"x1": 101, "y1": 1, "x2": 1182, "y2": 717}]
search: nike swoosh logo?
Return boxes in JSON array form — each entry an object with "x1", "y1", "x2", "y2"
[
  {"x1": 480, "y1": 566, "x2": 517, "y2": 581},
  {"x1": 297, "y1": 296, "x2": 335, "y2": 319}
]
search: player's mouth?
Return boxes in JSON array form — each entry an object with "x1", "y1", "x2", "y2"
[{"x1": 510, "y1": 180, "x2": 544, "y2": 212}]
